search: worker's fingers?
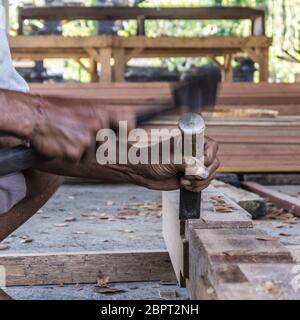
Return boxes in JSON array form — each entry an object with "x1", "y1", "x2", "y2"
[
  {"x1": 180, "y1": 158, "x2": 220, "y2": 191},
  {"x1": 174, "y1": 156, "x2": 208, "y2": 177},
  {"x1": 183, "y1": 176, "x2": 215, "y2": 193},
  {"x1": 204, "y1": 136, "x2": 218, "y2": 166},
  {"x1": 183, "y1": 157, "x2": 220, "y2": 181}
]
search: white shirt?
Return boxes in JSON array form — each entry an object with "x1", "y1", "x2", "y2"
[{"x1": 0, "y1": 3, "x2": 27, "y2": 214}]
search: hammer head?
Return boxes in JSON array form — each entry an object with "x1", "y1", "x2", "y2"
[{"x1": 172, "y1": 67, "x2": 221, "y2": 113}]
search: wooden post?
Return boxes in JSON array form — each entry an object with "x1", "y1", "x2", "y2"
[
  {"x1": 137, "y1": 15, "x2": 145, "y2": 36},
  {"x1": 112, "y1": 48, "x2": 126, "y2": 82},
  {"x1": 224, "y1": 54, "x2": 233, "y2": 82},
  {"x1": 100, "y1": 48, "x2": 113, "y2": 83},
  {"x1": 259, "y1": 48, "x2": 269, "y2": 82},
  {"x1": 89, "y1": 58, "x2": 99, "y2": 82}
]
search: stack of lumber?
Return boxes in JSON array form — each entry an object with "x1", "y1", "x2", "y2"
[
  {"x1": 29, "y1": 82, "x2": 300, "y2": 115},
  {"x1": 29, "y1": 82, "x2": 300, "y2": 173}
]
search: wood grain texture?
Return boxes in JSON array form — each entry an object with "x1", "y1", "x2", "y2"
[
  {"x1": 0, "y1": 250, "x2": 175, "y2": 286},
  {"x1": 188, "y1": 228, "x2": 294, "y2": 299}
]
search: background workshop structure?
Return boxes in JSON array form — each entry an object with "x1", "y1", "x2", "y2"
[{"x1": 0, "y1": 0, "x2": 300, "y2": 301}]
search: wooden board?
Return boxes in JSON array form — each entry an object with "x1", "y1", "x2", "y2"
[
  {"x1": 211, "y1": 180, "x2": 267, "y2": 218},
  {"x1": 243, "y1": 182, "x2": 300, "y2": 217},
  {"x1": 0, "y1": 250, "x2": 175, "y2": 286}
]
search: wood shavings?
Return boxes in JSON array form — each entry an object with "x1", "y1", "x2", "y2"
[
  {"x1": 223, "y1": 250, "x2": 240, "y2": 257},
  {"x1": 64, "y1": 217, "x2": 77, "y2": 222},
  {"x1": 94, "y1": 272, "x2": 126, "y2": 295},
  {"x1": 118, "y1": 229, "x2": 134, "y2": 233},
  {"x1": 159, "y1": 290, "x2": 177, "y2": 299},
  {"x1": 96, "y1": 272, "x2": 109, "y2": 288},
  {"x1": 264, "y1": 281, "x2": 280, "y2": 294},
  {"x1": 206, "y1": 287, "x2": 215, "y2": 296},
  {"x1": 72, "y1": 231, "x2": 87, "y2": 235},
  {"x1": 20, "y1": 238, "x2": 33, "y2": 244},
  {"x1": 279, "y1": 232, "x2": 291, "y2": 237},
  {"x1": 54, "y1": 223, "x2": 69, "y2": 227},
  {"x1": 94, "y1": 286, "x2": 127, "y2": 294},
  {"x1": 256, "y1": 235, "x2": 279, "y2": 241}
]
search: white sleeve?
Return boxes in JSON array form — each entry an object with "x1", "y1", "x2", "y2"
[
  {"x1": 0, "y1": 8, "x2": 29, "y2": 92},
  {"x1": 0, "y1": 4, "x2": 28, "y2": 214}
]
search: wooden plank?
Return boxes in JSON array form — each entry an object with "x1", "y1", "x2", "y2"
[
  {"x1": 243, "y1": 182, "x2": 300, "y2": 217},
  {"x1": 211, "y1": 180, "x2": 267, "y2": 219},
  {"x1": 0, "y1": 250, "x2": 175, "y2": 286},
  {"x1": 9, "y1": 35, "x2": 271, "y2": 49},
  {"x1": 188, "y1": 228, "x2": 293, "y2": 299},
  {"x1": 162, "y1": 187, "x2": 253, "y2": 286},
  {"x1": 19, "y1": 6, "x2": 265, "y2": 22},
  {"x1": 162, "y1": 191, "x2": 187, "y2": 286}
]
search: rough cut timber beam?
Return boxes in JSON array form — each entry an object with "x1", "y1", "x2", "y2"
[
  {"x1": 0, "y1": 250, "x2": 175, "y2": 287},
  {"x1": 243, "y1": 182, "x2": 300, "y2": 217}
]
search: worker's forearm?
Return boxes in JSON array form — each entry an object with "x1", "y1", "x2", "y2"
[{"x1": 38, "y1": 159, "x2": 136, "y2": 184}]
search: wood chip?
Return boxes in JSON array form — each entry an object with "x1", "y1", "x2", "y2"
[
  {"x1": 256, "y1": 235, "x2": 280, "y2": 241},
  {"x1": 264, "y1": 281, "x2": 280, "y2": 294},
  {"x1": 96, "y1": 272, "x2": 109, "y2": 288},
  {"x1": 64, "y1": 217, "x2": 77, "y2": 222},
  {"x1": 54, "y1": 223, "x2": 69, "y2": 227},
  {"x1": 223, "y1": 250, "x2": 240, "y2": 257},
  {"x1": 95, "y1": 272, "x2": 126, "y2": 295},
  {"x1": 0, "y1": 244, "x2": 10, "y2": 250},
  {"x1": 20, "y1": 238, "x2": 33, "y2": 244},
  {"x1": 160, "y1": 280, "x2": 177, "y2": 285},
  {"x1": 279, "y1": 232, "x2": 291, "y2": 237},
  {"x1": 159, "y1": 290, "x2": 177, "y2": 299},
  {"x1": 206, "y1": 287, "x2": 215, "y2": 296},
  {"x1": 118, "y1": 229, "x2": 134, "y2": 233},
  {"x1": 94, "y1": 286, "x2": 127, "y2": 294}
]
